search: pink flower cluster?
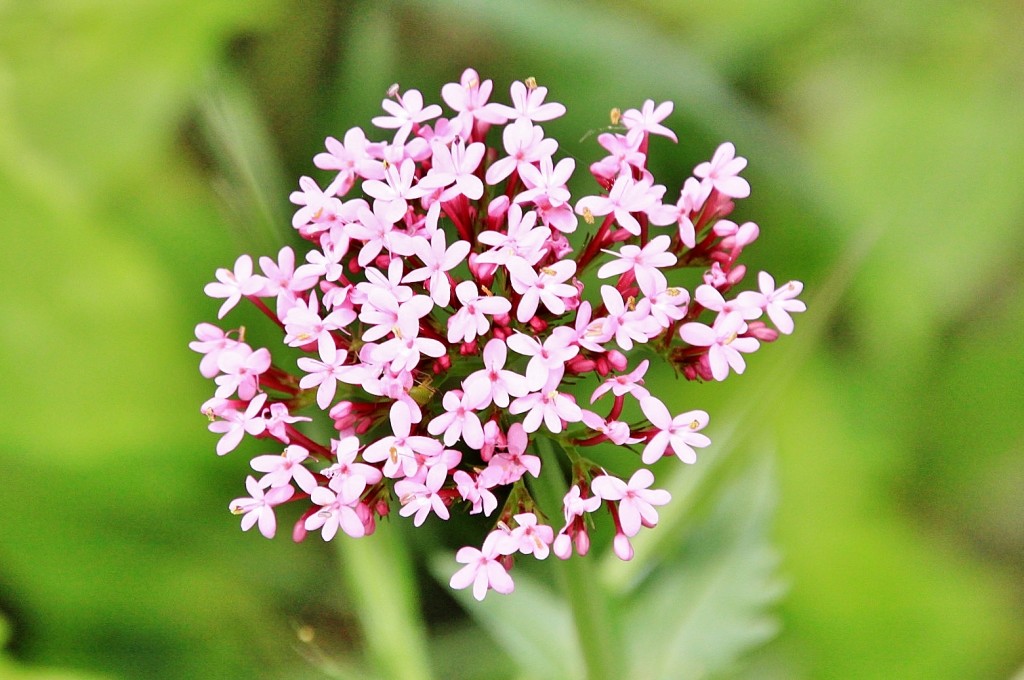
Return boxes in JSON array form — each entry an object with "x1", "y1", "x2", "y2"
[{"x1": 193, "y1": 69, "x2": 805, "y2": 600}]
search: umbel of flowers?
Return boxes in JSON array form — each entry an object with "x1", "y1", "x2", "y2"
[{"x1": 192, "y1": 69, "x2": 805, "y2": 601}]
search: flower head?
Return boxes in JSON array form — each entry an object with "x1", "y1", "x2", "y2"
[{"x1": 196, "y1": 70, "x2": 804, "y2": 600}]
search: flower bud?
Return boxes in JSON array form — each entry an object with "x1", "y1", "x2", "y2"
[
  {"x1": 606, "y1": 350, "x2": 628, "y2": 372},
  {"x1": 613, "y1": 533, "x2": 634, "y2": 561},
  {"x1": 553, "y1": 533, "x2": 572, "y2": 560},
  {"x1": 745, "y1": 321, "x2": 779, "y2": 342}
]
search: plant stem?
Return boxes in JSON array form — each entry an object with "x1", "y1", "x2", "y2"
[
  {"x1": 536, "y1": 436, "x2": 620, "y2": 680},
  {"x1": 337, "y1": 522, "x2": 433, "y2": 680}
]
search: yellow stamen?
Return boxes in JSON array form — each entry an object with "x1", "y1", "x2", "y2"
[
  {"x1": 610, "y1": 107, "x2": 621, "y2": 125},
  {"x1": 582, "y1": 207, "x2": 595, "y2": 224},
  {"x1": 525, "y1": 76, "x2": 537, "y2": 90}
]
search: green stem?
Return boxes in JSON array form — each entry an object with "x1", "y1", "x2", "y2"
[
  {"x1": 337, "y1": 522, "x2": 433, "y2": 680},
  {"x1": 536, "y1": 436, "x2": 620, "y2": 680}
]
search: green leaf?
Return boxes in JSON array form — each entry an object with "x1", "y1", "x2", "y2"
[
  {"x1": 427, "y1": 555, "x2": 583, "y2": 680},
  {"x1": 194, "y1": 68, "x2": 294, "y2": 255},
  {"x1": 622, "y1": 453, "x2": 783, "y2": 680}
]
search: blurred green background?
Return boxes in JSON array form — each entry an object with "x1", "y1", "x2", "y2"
[{"x1": 1, "y1": 0, "x2": 1022, "y2": 678}]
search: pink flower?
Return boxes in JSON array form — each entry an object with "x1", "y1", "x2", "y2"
[
  {"x1": 693, "y1": 142, "x2": 750, "y2": 199},
  {"x1": 552, "y1": 484, "x2": 602, "y2": 559},
  {"x1": 737, "y1": 272, "x2": 806, "y2": 334},
  {"x1": 259, "y1": 246, "x2": 319, "y2": 304},
  {"x1": 580, "y1": 410, "x2": 641, "y2": 446},
  {"x1": 598, "y1": 234, "x2": 677, "y2": 295},
  {"x1": 306, "y1": 475, "x2": 368, "y2": 539},
  {"x1": 263, "y1": 402, "x2": 310, "y2": 443},
  {"x1": 371, "y1": 330, "x2": 446, "y2": 375},
  {"x1": 360, "y1": 290, "x2": 432, "y2": 343},
  {"x1": 598, "y1": 286, "x2": 656, "y2": 351},
  {"x1": 190, "y1": 323, "x2": 239, "y2": 379},
  {"x1": 453, "y1": 469, "x2": 498, "y2": 516},
  {"x1": 591, "y1": 132, "x2": 645, "y2": 181},
  {"x1": 463, "y1": 339, "x2": 529, "y2": 409},
  {"x1": 428, "y1": 390, "x2": 485, "y2": 448},
  {"x1": 450, "y1": 530, "x2": 517, "y2": 601},
  {"x1": 506, "y1": 327, "x2": 578, "y2": 392},
  {"x1": 296, "y1": 230, "x2": 349, "y2": 285},
  {"x1": 207, "y1": 393, "x2": 267, "y2": 456},
  {"x1": 679, "y1": 312, "x2": 760, "y2": 381},
  {"x1": 230, "y1": 475, "x2": 294, "y2": 539},
  {"x1": 647, "y1": 286, "x2": 690, "y2": 329},
  {"x1": 575, "y1": 174, "x2": 666, "y2": 236},
  {"x1": 283, "y1": 292, "x2": 352, "y2": 356},
  {"x1": 403, "y1": 230, "x2": 472, "y2": 307},
  {"x1": 372, "y1": 87, "x2": 442, "y2": 138},
  {"x1": 204, "y1": 255, "x2": 264, "y2": 319},
  {"x1": 480, "y1": 422, "x2": 541, "y2": 484},
  {"x1": 417, "y1": 139, "x2": 486, "y2": 202},
  {"x1": 297, "y1": 342, "x2": 361, "y2": 410},
  {"x1": 492, "y1": 79, "x2": 566, "y2": 124},
  {"x1": 289, "y1": 176, "x2": 343, "y2": 230},
  {"x1": 507, "y1": 512, "x2": 554, "y2": 558},
  {"x1": 441, "y1": 68, "x2": 509, "y2": 127},
  {"x1": 395, "y1": 463, "x2": 450, "y2": 526},
  {"x1": 313, "y1": 128, "x2": 385, "y2": 196},
  {"x1": 476, "y1": 204, "x2": 549, "y2": 266},
  {"x1": 567, "y1": 301, "x2": 608, "y2": 353},
  {"x1": 362, "y1": 158, "x2": 424, "y2": 222},
  {"x1": 621, "y1": 99, "x2": 677, "y2": 143},
  {"x1": 509, "y1": 386, "x2": 583, "y2": 434},
  {"x1": 515, "y1": 155, "x2": 575, "y2": 209},
  {"x1": 485, "y1": 118, "x2": 559, "y2": 185},
  {"x1": 250, "y1": 444, "x2": 318, "y2": 494},
  {"x1": 506, "y1": 258, "x2": 578, "y2": 322},
  {"x1": 362, "y1": 406, "x2": 443, "y2": 479},
  {"x1": 347, "y1": 200, "x2": 413, "y2": 266},
  {"x1": 639, "y1": 395, "x2": 711, "y2": 464},
  {"x1": 591, "y1": 469, "x2": 671, "y2": 537},
  {"x1": 694, "y1": 284, "x2": 762, "y2": 321},
  {"x1": 447, "y1": 282, "x2": 512, "y2": 343},
  {"x1": 648, "y1": 177, "x2": 712, "y2": 248},
  {"x1": 324, "y1": 436, "x2": 384, "y2": 487},
  {"x1": 590, "y1": 359, "x2": 650, "y2": 402},
  {"x1": 357, "y1": 259, "x2": 413, "y2": 304}
]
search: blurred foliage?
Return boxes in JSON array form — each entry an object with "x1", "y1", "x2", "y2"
[{"x1": 1, "y1": 0, "x2": 1022, "y2": 678}]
